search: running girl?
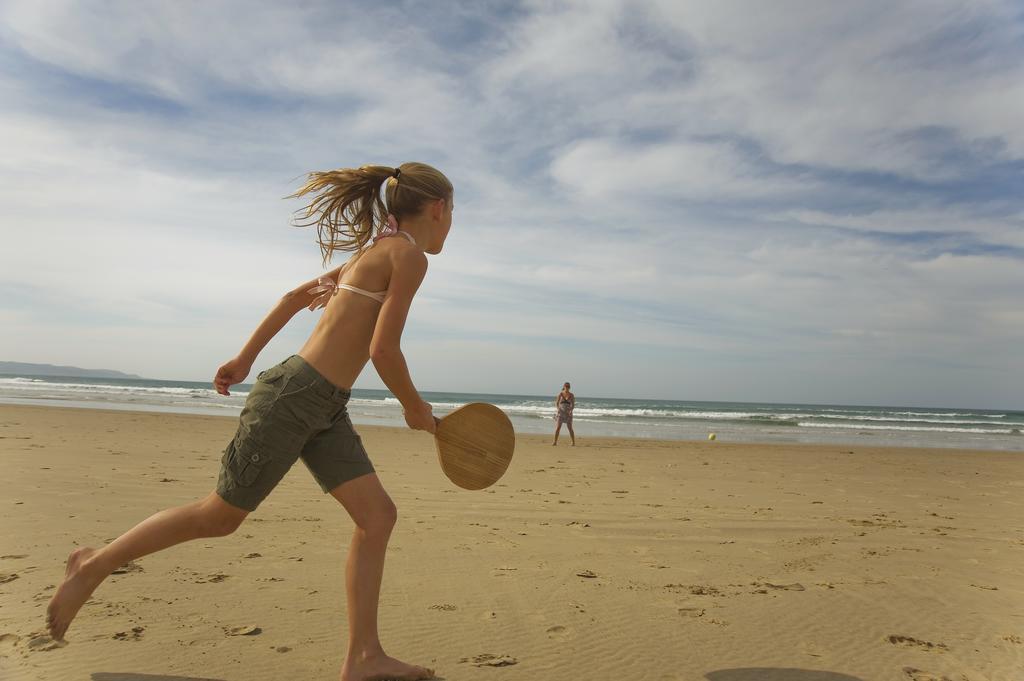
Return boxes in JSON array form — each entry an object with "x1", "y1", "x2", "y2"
[{"x1": 46, "y1": 162, "x2": 453, "y2": 681}]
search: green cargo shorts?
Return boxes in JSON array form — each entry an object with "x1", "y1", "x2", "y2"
[{"x1": 216, "y1": 354, "x2": 375, "y2": 512}]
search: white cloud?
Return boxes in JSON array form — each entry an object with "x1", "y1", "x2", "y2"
[
  {"x1": 549, "y1": 136, "x2": 813, "y2": 201},
  {"x1": 489, "y1": 0, "x2": 1024, "y2": 180},
  {"x1": 775, "y1": 207, "x2": 1024, "y2": 246}
]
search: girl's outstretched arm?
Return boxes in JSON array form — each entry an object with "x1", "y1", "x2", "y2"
[{"x1": 213, "y1": 264, "x2": 343, "y2": 395}]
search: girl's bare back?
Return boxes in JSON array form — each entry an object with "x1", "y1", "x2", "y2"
[{"x1": 299, "y1": 237, "x2": 418, "y2": 389}]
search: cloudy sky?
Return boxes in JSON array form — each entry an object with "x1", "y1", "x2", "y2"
[{"x1": 1, "y1": 1, "x2": 1022, "y2": 409}]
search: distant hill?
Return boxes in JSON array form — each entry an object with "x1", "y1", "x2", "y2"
[{"x1": 0, "y1": 362, "x2": 143, "y2": 379}]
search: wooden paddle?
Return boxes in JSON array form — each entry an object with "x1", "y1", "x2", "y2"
[{"x1": 434, "y1": 403, "x2": 515, "y2": 490}]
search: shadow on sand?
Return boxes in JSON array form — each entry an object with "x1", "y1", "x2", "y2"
[
  {"x1": 92, "y1": 674, "x2": 227, "y2": 681},
  {"x1": 706, "y1": 669, "x2": 866, "y2": 681}
]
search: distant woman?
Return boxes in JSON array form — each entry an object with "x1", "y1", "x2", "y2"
[{"x1": 553, "y1": 381, "x2": 575, "y2": 446}]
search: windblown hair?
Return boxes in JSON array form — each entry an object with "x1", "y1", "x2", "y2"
[{"x1": 289, "y1": 162, "x2": 453, "y2": 265}]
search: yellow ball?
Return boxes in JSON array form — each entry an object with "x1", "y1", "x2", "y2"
[{"x1": 708, "y1": 433, "x2": 717, "y2": 441}]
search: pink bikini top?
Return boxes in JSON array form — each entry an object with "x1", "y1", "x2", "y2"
[{"x1": 306, "y1": 230, "x2": 416, "y2": 309}]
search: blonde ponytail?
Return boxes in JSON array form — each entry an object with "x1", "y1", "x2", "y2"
[{"x1": 289, "y1": 162, "x2": 453, "y2": 265}]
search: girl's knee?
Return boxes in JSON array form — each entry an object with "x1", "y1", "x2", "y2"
[
  {"x1": 196, "y1": 495, "x2": 247, "y2": 537},
  {"x1": 203, "y1": 514, "x2": 243, "y2": 537},
  {"x1": 377, "y1": 497, "x2": 399, "y2": 531},
  {"x1": 359, "y1": 498, "x2": 397, "y2": 536}
]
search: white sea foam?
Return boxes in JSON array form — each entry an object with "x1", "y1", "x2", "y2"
[
  {"x1": 817, "y1": 407, "x2": 1006, "y2": 418},
  {"x1": 798, "y1": 422, "x2": 1017, "y2": 434},
  {"x1": 891, "y1": 410, "x2": 1006, "y2": 418},
  {"x1": 0, "y1": 378, "x2": 214, "y2": 396},
  {"x1": 815, "y1": 414, "x2": 1010, "y2": 426}
]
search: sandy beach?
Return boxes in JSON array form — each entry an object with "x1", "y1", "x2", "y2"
[{"x1": 1, "y1": 403, "x2": 1021, "y2": 681}]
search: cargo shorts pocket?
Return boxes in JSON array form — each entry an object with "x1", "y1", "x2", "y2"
[
  {"x1": 257, "y1": 364, "x2": 314, "y2": 399},
  {"x1": 278, "y1": 374, "x2": 315, "y2": 399},
  {"x1": 222, "y1": 429, "x2": 268, "y2": 487},
  {"x1": 256, "y1": 364, "x2": 287, "y2": 385}
]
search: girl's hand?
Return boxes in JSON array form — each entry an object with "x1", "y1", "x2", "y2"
[
  {"x1": 403, "y1": 401, "x2": 437, "y2": 434},
  {"x1": 214, "y1": 357, "x2": 252, "y2": 396}
]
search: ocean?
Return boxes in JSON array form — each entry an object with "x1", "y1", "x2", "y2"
[{"x1": 0, "y1": 374, "x2": 1020, "y2": 451}]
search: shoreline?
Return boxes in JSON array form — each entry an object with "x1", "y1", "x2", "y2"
[
  {"x1": 2, "y1": 403, "x2": 1021, "y2": 680},
  {"x1": 1, "y1": 399, "x2": 1019, "y2": 454}
]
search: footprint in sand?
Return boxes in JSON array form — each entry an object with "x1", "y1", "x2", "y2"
[
  {"x1": 902, "y1": 667, "x2": 954, "y2": 681},
  {"x1": 32, "y1": 585, "x2": 55, "y2": 602},
  {"x1": 887, "y1": 635, "x2": 948, "y2": 652},
  {"x1": 200, "y1": 573, "x2": 230, "y2": 583},
  {"x1": 111, "y1": 561, "x2": 143, "y2": 575},
  {"x1": 752, "y1": 582, "x2": 806, "y2": 592},
  {"x1": 678, "y1": 607, "x2": 706, "y2": 618},
  {"x1": 112, "y1": 626, "x2": 145, "y2": 641},
  {"x1": 1, "y1": 554, "x2": 27, "y2": 560},
  {"x1": 671, "y1": 584, "x2": 721, "y2": 596},
  {"x1": 0, "y1": 573, "x2": 18, "y2": 584},
  {"x1": 463, "y1": 653, "x2": 518, "y2": 667},
  {"x1": 546, "y1": 625, "x2": 571, "y2": 638},
  {"x1": 0, "y1": 632, "x2": 22, "y2": 652},
  {"x1": 25, "y1": 632, "x2": 66, "y2": 652},
  {"x1": 225, "y1": 625, "x2": 262, "y2": 636},
  {"x1": 429, "y1": 604, "x2": 457, "y2": 611}
]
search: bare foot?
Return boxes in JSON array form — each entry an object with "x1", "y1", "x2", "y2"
[
  {"x1": 340, "y1": 652, "x2": 435, "y2": 681},
  {"x1": 46, "y1": 547, "x2": 105, "y2": 641}
]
